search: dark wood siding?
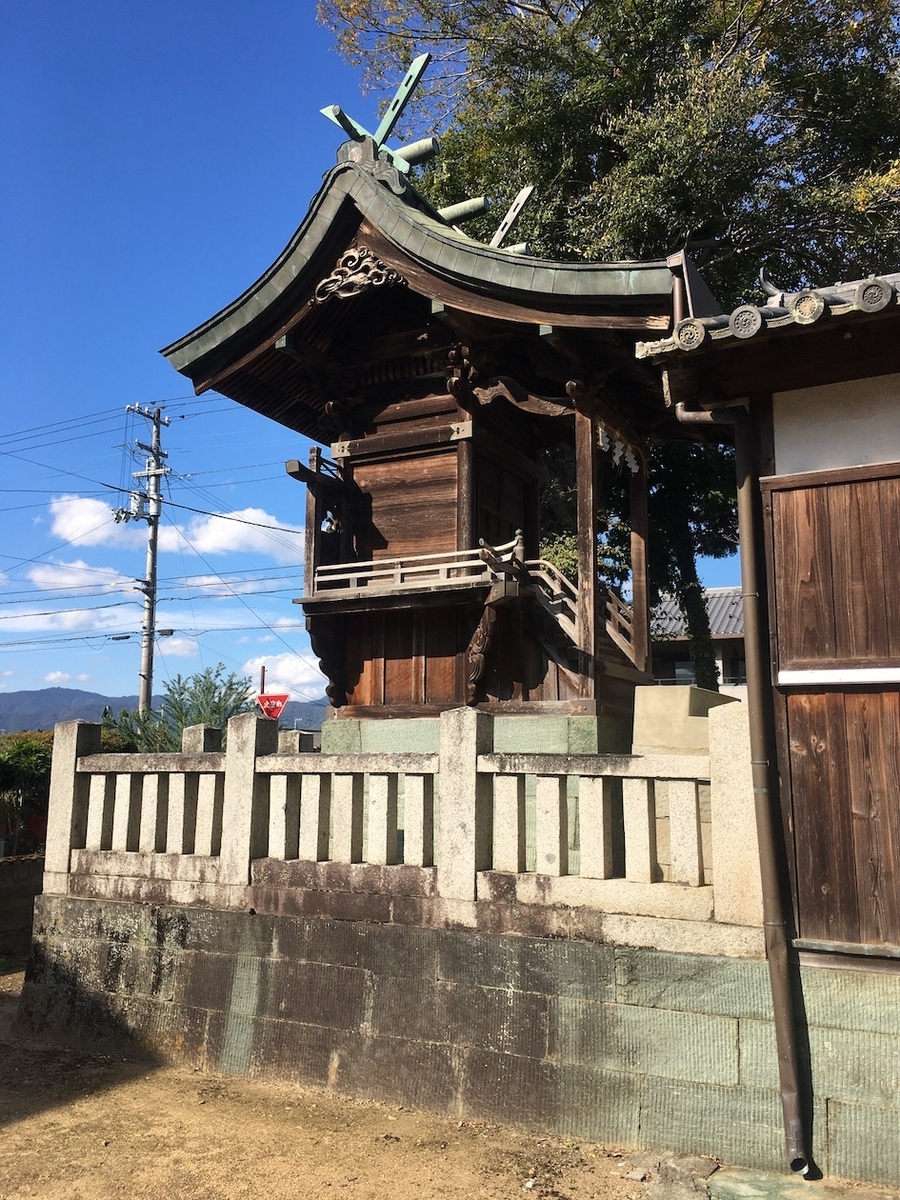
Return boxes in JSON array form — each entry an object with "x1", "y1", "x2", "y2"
[
  {"x1": 765, "y1": 462, "x2": 900, "y2": 951},
  {"x1": 343, "y1": 607, "x2": 468, "y2": 710},
  {"x1": 352, "y1": 447, "x2": 458, "y2": 560},
  {"x1": 771, "y1": 472, "x2": 900, "y2": 670},
  {"x1": 475, "y1": 457, "x2": 527, "y2": 547},
  {"x1": 786, "y1": 688, "x2": 900, "y2": 946}
]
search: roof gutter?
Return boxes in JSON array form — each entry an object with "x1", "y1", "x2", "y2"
[{"x1": 676, "y1": 401, "x2": 810, "y2": 1175}]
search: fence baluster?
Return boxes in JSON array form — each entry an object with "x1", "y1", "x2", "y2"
[
  {"x1": 535, "y1": 775, "x2": 568, "y2": 876},
  {"x1": 493, "y1": 774, "x2": 526, "y2": 872},
  {"x1": 403, "y1": 774, "x2": 433, "y2": 866},
  {"x1": 332, "y1": 774, "x2": 364, "y2": 862},
  {"x1": 578, "y1": 776, "x2": 615, "y2": 879},
  {"x1": 669, "y1": 779, "x2": 703, "y2": 886},
  {"x1": 85, "y1": 775, "x2": 113, "y2": 851},
  {"x1": 298, "y1": 775, "x2": 331, "y2": 861},
  {"x1": 623, "y1": 778, "x2": 656, "y2": 883},
  {"x1": 368, "y1": 773, "x2": 398, "y2": 865}
]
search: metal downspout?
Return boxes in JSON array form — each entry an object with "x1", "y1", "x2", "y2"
[{"x1": 674, "y1": 403, "x2": 810, "y2": 1174}]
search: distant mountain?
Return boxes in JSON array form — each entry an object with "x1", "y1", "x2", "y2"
[{"x1": 0, "y1": 687, "x2": 327, "y2": 733}]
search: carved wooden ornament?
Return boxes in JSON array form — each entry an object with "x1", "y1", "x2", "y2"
[{"x1": 313, "y1": 247, "x2": 407, "y2": 303}]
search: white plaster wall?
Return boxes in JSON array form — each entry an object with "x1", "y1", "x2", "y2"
[{"x1": 773, "y1": 373, "x2": 900, "y2": 476}]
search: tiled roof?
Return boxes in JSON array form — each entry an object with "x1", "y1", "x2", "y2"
[
  {"x1": 652, "y1": 586, "x2": 743, "y2": 639},
  {"x1": 636, "y1": 271, "x2": 900, "y2": 360},
  {"x1": 164, "y1": 144, "x2": 678, "y2": 381}
]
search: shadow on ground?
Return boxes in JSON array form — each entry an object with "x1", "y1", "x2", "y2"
[{"x1": 0, "y1": 950, "x2": 161, "y2": 1131}]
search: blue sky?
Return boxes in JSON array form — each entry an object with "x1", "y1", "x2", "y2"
[{"x1": 0, "y1": 2, "x2": 739, "y2": 703}]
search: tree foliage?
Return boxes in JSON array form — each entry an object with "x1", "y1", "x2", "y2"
[
  {"x1": 0, "y1": 731, "x2": 53, "y2": 854},
  {"x1": 320, "y1": 0, "x2": 900, "y2": 301},
  {"x1": 102, "y1": 664, "x2": 256, "y2": 752},
  {"x1": 320, "y1": 0, "x2": 899, "y2": 686}
]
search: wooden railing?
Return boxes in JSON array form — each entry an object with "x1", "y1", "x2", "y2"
[
  {"x1": 603, "y1": 586, "x2": 637, "y2": 661},
  {"x1": 312, "y1": 541, "x2": 640, "y2": 667},
  {"x1": 44, "y1": 710, "x2": 712, "y2": 926},
  {"x1": 313, "y1": 546, "x2": 496, "y2": 594}
]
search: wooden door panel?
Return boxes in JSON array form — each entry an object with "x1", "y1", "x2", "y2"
[
  {"x1": 772, "y1": 486, "x2": 836, "y2": 667},
  {"x1": 828, "y1": 482, "x2": 890, "y2": 661},
  {"x1": 844, "y1": 690, "x2": 900, "y2": 944},
  {"x1": 786, "y1": 691, "x2": 861, "y2": 943},
  {"x1": 878, "y1": 476, "x2": 900, "y2": 660}
]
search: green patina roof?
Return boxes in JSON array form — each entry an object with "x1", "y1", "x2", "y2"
[{"x1": 162, "y1": 143, "x2": 674, "y2": 384}]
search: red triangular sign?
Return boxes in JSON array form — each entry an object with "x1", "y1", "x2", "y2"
[{"x1": 256, "y1": 693, "x2": 290, "y2": 720}]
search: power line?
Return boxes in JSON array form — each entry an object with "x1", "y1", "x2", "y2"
[
  {"x1": 0, "y1": 600, "x2": 136, "y2": 621},
  {"x1": 160, "y1": 496, "x2": 303, "y2": 536},
  {"x1": 161, "y1": 511, "x2": 322, "y2": 680}
]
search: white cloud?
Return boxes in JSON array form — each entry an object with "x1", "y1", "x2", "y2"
[
  {"x1": 172, "y1": 573, "x2": 287, "y2": 598},
  {"x1": 159, "y1": 508, "x2": 304, "y2": 565},
  {"x1": 47, "y1": 495, "x2": 304, "y2": 566},
  {"x1": 0, "y1": 604, "x2": 137, "y2": 635},
  {"x1": 27, "y1": 559, "x2": 133, "y2": 595},
  {"x1": 2, "y1": 669, "x2": 14, "y2": 678},
  {"x1": 42, "y1": 671, "x2": 91, "y2": 684},
  {"x1": 49, "y1": 496, "x2": 144, "y2": 549},
  {"x1": 241, "y1": 652, "x2": 326, "y2": 699},
  {"x1": 257, "y1": 634, "x2": 276, "y2": 643},
  {"x1": 157, "y1": 637, "x2": 199, "y2": 659}
]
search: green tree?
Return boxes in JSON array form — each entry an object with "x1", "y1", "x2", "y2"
[
  {"x1": 102, "y1": 664, "x2": 256, "y2": 752},
  {"x1": 320, "y1": 0, "x2": 900, "y2": 298},
  {"x1": 0, "y1": 731, "x2": 53, "y2": 855},
  {"x1": 321, "y1": 0, "x2": 899, "y2": 685}
]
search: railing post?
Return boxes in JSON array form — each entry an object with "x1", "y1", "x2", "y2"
[
  {"x1": 623, "y1": 777, "x2": 656, "y2": 883},
  {"x1": 535, "y1": 775, "x2": 568, "y2": 875},
  {"x1": 578, "y1": 776, "x2": 615, "y2": 879},
  {"x1": 437, "y1": 708, "x2": 493, "y2": 901},
  {"x1": 368, "y1": 774, "x2": 399, "y2": 865},
  {"x1": 219, "y1": 714, "x2": 278, "y2": 891},
  {"x1": 44, "y1": 721, "x2": 101, "y2": 894},
  {"x1": 669, "y1": 779, "x2": 703, "y2": 886},
  {"x1": 270, "y1": 730, "x2": 304, "y2": 860},
  {"x1": 168, "y1": 725, "x2": 221, "y2": 854}
]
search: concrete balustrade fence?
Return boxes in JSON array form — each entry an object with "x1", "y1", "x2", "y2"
[
  {"x1": 43, "y1": 706, "x2": 762, "y2": 953},
  {"x1": 28, "y1": 703, "x2": 900, "y2": 1189}
]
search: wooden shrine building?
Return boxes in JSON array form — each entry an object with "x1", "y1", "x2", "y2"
[
  {"x1": 640, "y1": 270, "x2": 900, "y2": 959},
  {"x1": 162, "y1": 67, "x2": 719, "y2": 729}
]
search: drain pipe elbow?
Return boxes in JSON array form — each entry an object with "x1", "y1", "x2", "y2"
[{"x1": 674, "y1": 402, "x2": 744, "y2": 426}]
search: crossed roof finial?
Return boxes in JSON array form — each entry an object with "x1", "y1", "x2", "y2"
[
  {"x1": 320, "y1": 52, "x2": 535, "y2": 250},
  {"x1": 320, "y1": 52, "x2": 432, "y2": 175}
]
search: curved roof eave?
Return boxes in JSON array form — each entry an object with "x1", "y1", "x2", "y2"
[{"x1": 162, "y1": 160, "x2": 675, "y2": 379}]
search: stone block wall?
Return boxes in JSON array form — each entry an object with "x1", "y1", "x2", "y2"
[{"x1": 17, "y1": 894, "x2": 900, "y2": 1187}]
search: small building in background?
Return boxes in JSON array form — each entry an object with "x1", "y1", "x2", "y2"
[{"x1": 652, "y1": 586, "x2": 746, "y2": 697}]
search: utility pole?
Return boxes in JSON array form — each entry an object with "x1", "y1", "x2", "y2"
[{"x1": 113, "y1": 405, "x2": 171, "y2": 711}]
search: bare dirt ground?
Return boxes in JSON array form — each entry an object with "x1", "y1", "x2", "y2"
[{"x1": 0, "y1": 954, "x2": 656, "y2": 1200}]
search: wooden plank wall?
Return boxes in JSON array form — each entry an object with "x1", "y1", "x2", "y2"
[
  {"x1": 352, "y1": 447, "x2": 459, "y2": 560},
  {"x1": 771, "y1": 472, "x2": 900, "y2": 668},
  {"x1": 766, "y1": 464, "x2": 900, "y2": 949},
  {"x1": 785, "y1": 689, "x2": 900, "y2": 946}
]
